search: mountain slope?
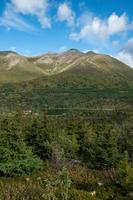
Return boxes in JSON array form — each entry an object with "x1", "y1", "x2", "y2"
[
  {"x1": 0, "y1": 49, "x2": 133, "y2": 111},
  {"x1": 0, "y1": 49, "x2": 132, "y2": 87},
  {"x1": 0, "y1": 51, "x2": 47, "y2": 83}
]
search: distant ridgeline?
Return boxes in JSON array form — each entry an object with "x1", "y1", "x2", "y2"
[{"x1": 0, "y1": 50, "x2": 133, "y2": 112}]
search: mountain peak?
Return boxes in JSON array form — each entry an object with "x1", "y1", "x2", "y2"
[
  {"x1": 86, "y1": 51, "x2": 96, "y2": 55},
  {"x1": 0, "y1": 48, "x2": 132, "y2": 84},
  {"x1": 67, "y1": 49, "x2": 81, "y2": 53}
]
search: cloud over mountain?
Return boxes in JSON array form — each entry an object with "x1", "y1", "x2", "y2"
[
  {"x1": 116, "y1": 38, "x2": 133, "y2": 67},
  {"x1": 57, "y1": 2, "x2": 75, "y2": 26},
  {"x1": 70, "y1": 12, "x2": 133, "y2": 41}
]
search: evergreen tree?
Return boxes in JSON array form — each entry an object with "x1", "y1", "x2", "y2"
[
  {"x1": 81, "y1": 124, "x2": 120, "y2": 169},
  {"x1": 0, "y1": 130, "x2": 42, "y2": 176},
  {"x1": 117, "y1": 152, "x2": 133, "y2": 193}
]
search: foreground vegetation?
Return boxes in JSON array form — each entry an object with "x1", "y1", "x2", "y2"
[
  {"x1": 0, "y1": 110, "x2": 132, "y2": 199},
  {"x1": 0, "y1": 50, "x2": 133, "y2": 199}
]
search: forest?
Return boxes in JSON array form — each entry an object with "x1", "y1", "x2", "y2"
[{"x1": 0, "y1": 109, "x2": 132, "y2": 200}]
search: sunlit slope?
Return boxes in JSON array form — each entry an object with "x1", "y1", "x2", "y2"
[
  {"x1": 0, "y1": 51, "x2": 47, "y2": 83},
  {"x1": 0, "y1": 49, "x2": 132, "y2": 89},
  {"x1": 0, "y1": 49, "x2": 133, "y2": 110}
]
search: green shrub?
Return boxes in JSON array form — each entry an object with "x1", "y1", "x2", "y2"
[
  {"x1": 117, "y1": 152, "x2": 133, "y2": 192},
  {"x1": 69, "y1": 189, "x2": 99, "y2": 200}
]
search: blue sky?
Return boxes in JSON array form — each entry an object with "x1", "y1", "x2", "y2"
[{"x1": 0, "y1": 0, "x2": 133, "y2": 67}]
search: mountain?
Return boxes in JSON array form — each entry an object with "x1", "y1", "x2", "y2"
[
  {"x1": 0, "y1": 50, "x2": 133, "y2": 87},
  {"x1": 0, "y1": 51, "x2": 47, "y2": 83},
  {"x1": 0, "y1": 49, "x2": 133, "y2": 111}
]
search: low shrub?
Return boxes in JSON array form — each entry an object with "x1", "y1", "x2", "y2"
[{"x1": 69, "y1": 189, "x2": 99, "y2": 200}]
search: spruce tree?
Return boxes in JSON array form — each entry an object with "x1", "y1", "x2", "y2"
[{"x1": 0, "y1": 130, "x2": 42, "y2": 176}]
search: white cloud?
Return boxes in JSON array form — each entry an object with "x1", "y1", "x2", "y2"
[
  {"x1": 0, "y1": 4, "x2": 34, "y2": 32},
  {"x1": 12, "y1": 0, "x2": 51, "y2": 28},
  {"x1": 0, "y1": 0, "x2": 51, "y2": 31},
  {"x1": 70, "y1": 12, "x2": 133, "y2": 41},
  {"x1": 107, "y1": 13, "x2": 129, "y2": 35},
  {"x1": 125, "y1": 37, "x2": 133, "y2": 54},
  {"x1": 116, "y1": 51, "x2": 133, "y2": 67},
  {"x1": 116, "y1": 38, "x2": 133, "y2": 67},
  {"x1": 57, "y1": 2, "x2": 75, "y2": 26},
  {"x1": 12, "y1": 0, "x2": 45, "y2": 14}
]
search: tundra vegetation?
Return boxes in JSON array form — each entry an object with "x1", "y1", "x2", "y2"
[{"x1": 0, "y1": 110, "x2": 132, "y2": 200}]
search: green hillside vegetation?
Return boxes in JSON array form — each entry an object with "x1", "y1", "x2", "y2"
[
  {"x1": 0, "y1": 75, "x2": 132, "y2": 112},
  {"x1": 0, "y1": 49, "x2": 132, "y2": 111},
  {"x1": 0, "y1": 50, "x2": 133, "y2": 199},
  {"x1": 0, "y1": 50, "x2": 132, "y2": 86}
]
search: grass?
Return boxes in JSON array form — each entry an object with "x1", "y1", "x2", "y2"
[{"x1": 0, "y1": 164, "x2": 131, "y2": 200}]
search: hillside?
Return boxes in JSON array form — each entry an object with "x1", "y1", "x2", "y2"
[
  {"x1": 0, "y1": 51, "x2": 47, "y2": 83},
  {"x1": 0, "y1": 49, "x2": 133, "y2": 111},
  {"x1": 0, "y1": 49, "x2": 133, "y2": 85}
]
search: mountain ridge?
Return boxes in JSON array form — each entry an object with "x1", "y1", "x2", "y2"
[
  {"x1": 0, "y1": 49, "x2": 133, "y2": 111},
  {"x1": 0, "y1": 49, "x2": 132, "y2": 87}
]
